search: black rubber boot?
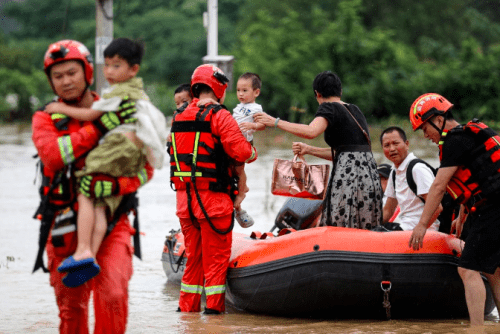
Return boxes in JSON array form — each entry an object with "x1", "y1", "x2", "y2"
[
  {"x1": 203, "y1": 307, "x2": 221, "y2": 315},
  {"x1": 176, "y1": 307, "x2": 181, "y2": 312}
]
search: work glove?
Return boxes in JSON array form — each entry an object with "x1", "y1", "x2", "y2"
[
  {"x1": 79, "y1": 174, "x2": 120, "y2": 199},
  {"x1": 137, "y1": 167, "x2": 149, "y2": 186},
  {"x1": 93, "y1": 97, "x2": 137, "y2": 135}
]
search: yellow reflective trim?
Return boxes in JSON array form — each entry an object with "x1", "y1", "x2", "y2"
[
  {"x1": 181, "y1": 283, "x2": 203, "y2": 294},
  {"x1": 412, "y1": 93, "x2": 441, "y2": 115},
  {"x1": 171, "y1": 133, "x2": 184, "y2": 182},
  {"x1": 205, "y1": 284, "x2": 226, "y2": 296},
  {"x1": 192, "y1": 132, "x2": 200, "y2": 166},
  {"x1": 174, "y1": 171, "x2": 202, "y2": 177},
  {"x1": 57, "y1": 135, "x2": 75, "y2": 165},
  {"x1": 51, "y1": 113, "x2": 67, "y2": 120},
  {"x1": 446, "y1": 185, "x2": 459, "y2": 200},
  {"x1": 245, "y1": 146, "x2": 256, "y2": 163}
]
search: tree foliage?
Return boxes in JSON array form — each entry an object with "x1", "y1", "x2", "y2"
[{"x1": 1, "y1": 0, "x2": 499, "y2": 122}]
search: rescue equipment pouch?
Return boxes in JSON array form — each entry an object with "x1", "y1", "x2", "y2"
[
  {"x1": 51, "y1": 206, "x2": 77, "y2": 257},
  {"x1": 442, "y1": 119, "x2": 500, "y2": 212},
  {"x1": 106, "y1": 192, "x2": 142, "y2": 259},
  {"x1": 33, "y1": 160, "x2": 76, "y2": 273}
]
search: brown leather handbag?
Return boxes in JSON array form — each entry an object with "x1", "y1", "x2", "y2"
[{"x1": 271, "y1": 155, "x2": 330, "y2": 200}]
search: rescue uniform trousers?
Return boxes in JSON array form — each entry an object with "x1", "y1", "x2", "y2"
[
  {"x1": 179, "y1": 214, "x2": 232, "y2": 312},
  {"x1": 47, "y1": 219, "x2": 135, "y2": 334}
]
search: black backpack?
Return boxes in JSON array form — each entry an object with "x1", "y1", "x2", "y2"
[{"x1": 391, "y1": 158, "x2": 458, "y2": 233}]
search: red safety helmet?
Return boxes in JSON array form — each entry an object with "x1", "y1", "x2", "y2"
[
  {"x1": 191, "y1": 64, "x2": 228, "y2": 100},
  {"x1": 409, "y1": 93, "x2": 453, "y2": 131},
  {"x1": 44, "y1": 40, "x2": 94, "y2": 87}
]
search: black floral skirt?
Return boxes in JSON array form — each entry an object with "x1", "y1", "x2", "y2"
[{"x1": 320, "y1": 151, "x2": 383, "y2": 229}]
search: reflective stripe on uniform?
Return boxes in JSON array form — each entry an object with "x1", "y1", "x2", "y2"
[
  {"x1": 57, "y1": 135, "x2": 75, "y2": 165},
  {"x1": 180, "y1": 283, "x2": 203, "y2": 295},
  {"x1": 172, "y1": 131, "x2": 204, "y2": 179},
  {"x1": 173, "y1": 171, "x2": 203, "y2": 177},
  {"x1": 205, "y1": 284, "x2": 226, "y2": 296},
  {"x1": 192, "y1": 131, "x2": 201, "y2": 166},
  {"x1": 245, "y1": 146, "x2": 256, "y2": 163},
  {"x1": 171, "y1": 133, "x2": 184, "y2": 182}
]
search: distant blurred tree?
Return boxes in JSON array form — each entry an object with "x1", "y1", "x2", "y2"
[
  {"x1": 234, "y1": 0, "x2": 432, "y2": 120},
  {"x1": 0, "y1": 33, "x2": 53, "y2": 121},
  {"x1": 233, "y1": 0, "x2": 500, "y2": 121},
  {"x1": 2, "y1": 0, "x2": 239, "y2": 87},
  {"x1": 2, "y1": 0, "x2": 500, "y2": 121}
]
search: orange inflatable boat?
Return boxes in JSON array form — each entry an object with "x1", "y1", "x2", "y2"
[{"x1": 162, "y1": 198, "x2": 495, "y2": 319}]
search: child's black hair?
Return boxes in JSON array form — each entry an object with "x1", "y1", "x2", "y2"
[
  {"x1": 175, "y1": 83, "x2": 191, "y2": 95},
  {"x1": 104, "y1": 37, "x2": 144, "y2": 66},
  {"x1": 238, "y1": 72, "x2": 262, "y2": 90},
  {"x1": 312, "y1": 71, "x2": 342, "y2": 98}
]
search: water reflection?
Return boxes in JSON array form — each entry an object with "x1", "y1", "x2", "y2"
[{"x1": 0, "y1": 129, "x2": 498, "y2": 333}]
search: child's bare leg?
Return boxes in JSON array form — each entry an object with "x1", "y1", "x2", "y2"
[
  {"x1": 234, "y1": 164, "x2": 249, "y2": 211},
  {"x1": 91, "y1": 205, "x2": 107, "y2": 258},
  {"x1": 74, "y1": 193, "x2": 96, "y2": 261},
  {"x1": 123, "y1": 131, "x2": 144, "y2": 149}
]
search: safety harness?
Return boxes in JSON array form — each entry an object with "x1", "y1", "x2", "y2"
[
  {"x1": 169, "y1": 104, "x2": 237, "y2": 235},
  {"x1": 439, "y1": 119, "x2": 500, "y2": 212},
  {"x1": 33, "y1": 115, "x2": 141, "y2": 273}
]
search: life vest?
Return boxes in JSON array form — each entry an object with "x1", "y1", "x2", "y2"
[
  {"x1": 36, "y1": 115, "x2": 78, "y2": 212},
  {"x1": 169, "y1": 104, "x2": 232, "y2": 194},
  {"x1": 439, "y1": 119, "x2": 500, "y2": 211}
]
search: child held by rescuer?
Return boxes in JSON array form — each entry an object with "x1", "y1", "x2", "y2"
[
  {"x1": 231, "y1": 72, "x2": 266, "y2": 228},
  {"x1": 174, "y1": 83, "x2": 193, "y2": 110},
  {"x1": 44, "y1": 37, "x2": 167, "y2": 286},
  {"x1": 167, "y1": 84, "x2": 193, "y2": 144}
]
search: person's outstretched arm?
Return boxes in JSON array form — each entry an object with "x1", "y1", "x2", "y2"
[
  {"x1": 253, "y1": 113, "x2": 328, "y2": 140},
  {"x1": 292, "y1": 142, "x2": 332, "y2": 161}
]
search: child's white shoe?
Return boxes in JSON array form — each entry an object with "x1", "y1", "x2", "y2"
[{"x1": 236, "y1": 209, "x2": 254, "y2": 228}]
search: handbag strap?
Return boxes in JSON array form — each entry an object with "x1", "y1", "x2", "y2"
[{"x1": 339, "y1": 103, "x2": 371, "y2": 147}]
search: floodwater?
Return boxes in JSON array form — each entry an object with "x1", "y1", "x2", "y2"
[{"x1": 0, "y1": 126, "x2": 499, "y2": 334}]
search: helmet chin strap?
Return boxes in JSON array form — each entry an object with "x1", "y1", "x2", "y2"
[{"x1": 428, "y1": 115, "x2": 447, "y2": 141}]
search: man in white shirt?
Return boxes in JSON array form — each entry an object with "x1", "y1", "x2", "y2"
[{"x1": 380, "y1": 126, "x2": 442, "y2": 231}]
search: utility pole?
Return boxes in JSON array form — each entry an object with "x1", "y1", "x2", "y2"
[
  {"x1": 203, "y1": 0, "x2": 234, "y2": 90},
  {"x1": 206, "y1": 0, "x2": 218, "y2": 58},
  {"x1": 95, "y1": 0, "x2": 113, "y2": 95}
]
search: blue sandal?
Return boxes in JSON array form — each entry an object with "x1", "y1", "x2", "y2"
[
  {"x1": 58, "y1": 256, "x2": 95, "y2": 273},
  {"x1": 62, "y1": 262, "x2": 100, "y2": 288}
]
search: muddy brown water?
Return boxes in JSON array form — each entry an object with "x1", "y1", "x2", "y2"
[{"x1": 0, "y1": 128, "x2": 498, "y2": 333}]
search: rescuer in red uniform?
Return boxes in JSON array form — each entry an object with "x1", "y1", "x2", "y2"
[
  {"x1": 408, "y1": 93, "x2": 500, "y2": 327},
  {"x1": 169, "y1": 64, "x2": 258, "y2": 314},
  {"x1": 32, "y1": 39, "x2": 153, "y2": 333}
]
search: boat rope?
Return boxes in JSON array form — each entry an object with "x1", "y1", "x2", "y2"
[
  {"x1": 166, "y1": 229, "x2": 185, "y2": 274},
  {"x1": 381, "y1": 281, "x2": 392, "y2": 320}
]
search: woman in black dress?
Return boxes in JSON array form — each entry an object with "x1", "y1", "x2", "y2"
[{"x1": 254, "y1": 71, "x2": 382, "y2": 229}]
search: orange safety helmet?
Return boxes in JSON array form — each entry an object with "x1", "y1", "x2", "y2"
[
  {"x1": 409, "y1": 93, "x2": 453, "y2": 131},
  {"x1": 44, "y1": 40, "x2": 94, "y2": 87},
  {"x1": 191, "y1": 64, "x2": 228, "y2": 100}
]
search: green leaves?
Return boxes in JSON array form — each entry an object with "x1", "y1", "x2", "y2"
[{"x1": 1, "y1": 0, "x2": 500, "y2": 123}]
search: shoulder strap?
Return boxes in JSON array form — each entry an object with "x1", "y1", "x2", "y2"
[
  {"x1": 338, "y1": 103, "x2": 371, "y2": 147},
  {"x1": 406, "y1": 159, "x2": 436, "y2": 201},
  {"x1": 106, "y1": 192, "x2": 141, "y2": 259}
]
